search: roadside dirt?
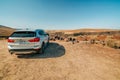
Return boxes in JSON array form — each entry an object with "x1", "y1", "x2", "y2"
[{"x1": 0, "y1": 40, "x2": 120, "y2": 80}]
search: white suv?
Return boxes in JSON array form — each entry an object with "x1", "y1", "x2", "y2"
[{"x1": 8, "y1": 29, "x2": 49, "y2": 54}]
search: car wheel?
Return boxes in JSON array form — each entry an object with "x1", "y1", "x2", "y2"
[
  {"x1": 8, "y1": 50, "x2": 13, "y2": 55},
  {"x1": 10, "y1": 52, "x2": 13, "y2": 55},
  {"x1": 38, "y1": 43, "x2": 45, "y2": 54},
  {"x1": 47, "y1": 39, "x2": 49, "y2": 46}
]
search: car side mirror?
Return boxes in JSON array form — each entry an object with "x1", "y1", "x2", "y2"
[{"x1": 46, "y1": 33, "x2": 49, "y2": 36}]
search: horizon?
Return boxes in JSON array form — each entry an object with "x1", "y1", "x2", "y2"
[
  {"x1": 0, "y1": 25, "x2": 120, "y2": 31},
  {"x1": 0, "y1": 0, "x2": 120, "y2": 30}
]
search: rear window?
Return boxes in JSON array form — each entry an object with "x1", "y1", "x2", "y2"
[{"x1": 10, "y1": 31, "x2": 36, "y2": 37}]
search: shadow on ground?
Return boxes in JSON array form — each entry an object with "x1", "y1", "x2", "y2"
[{"x1": 16, "y1": 42, "x2": 65, "y2": 59}]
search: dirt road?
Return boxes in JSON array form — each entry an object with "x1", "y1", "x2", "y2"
[{"x1": 0, "y1": 40, "x2": 120, "y2": 80}]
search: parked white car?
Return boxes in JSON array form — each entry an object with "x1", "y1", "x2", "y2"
[{"x1": 8, "y1": 29, "x2": 49, "y2": 54}]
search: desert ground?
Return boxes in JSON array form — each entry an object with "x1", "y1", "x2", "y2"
[{"x1": 0, "y1": 40, "x2": 120, "y2": 80}]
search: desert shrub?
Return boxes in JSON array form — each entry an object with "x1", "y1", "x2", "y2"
[
  {"x1": 112, "y1": 35, "x2": 120, "y2": 40},
  {"x1": 0, "y1": 38, "x2": 6, "y2": 40},
  {"x1": 107, "y1": 39, "x2": 120, "y2": 49},
  {"x1": 73, "y1": 33, "x2": 84, "y2": 36}
]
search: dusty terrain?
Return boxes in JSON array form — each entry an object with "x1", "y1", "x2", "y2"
[{"x1": 0, "y1": 40, "x2": 120, "y2": 80}]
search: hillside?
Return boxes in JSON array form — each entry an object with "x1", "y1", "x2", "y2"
[
  {"x1": 47, "y1": 29, "x2": 120, "y2": 38},
  {"x1": 0, "y1": 25, "x2": 14, "y2": 36},
  {"x1": 47, "y1": 29, "x2": 120, "y2": 34}
]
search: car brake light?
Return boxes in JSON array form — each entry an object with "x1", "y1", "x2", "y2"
[
  {"x1": 29, "y1": 38, "x2": 40, "y2": 42},
  {"x1": 8, "y1": 39, "x2": 14, "y2": 43}
]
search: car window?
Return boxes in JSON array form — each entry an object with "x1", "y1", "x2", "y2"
[
  {"x1": 10, "y1": 31, "x2": 36, "y2": 37},
  {"x1": 39, "y1": 30, "x2": 45, "y2": 35}
]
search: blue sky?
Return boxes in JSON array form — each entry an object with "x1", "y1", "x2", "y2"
[{"x1": 0, "y1": 0, "x2": 120, "y2": 30}]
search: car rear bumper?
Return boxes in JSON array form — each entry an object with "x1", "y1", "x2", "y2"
[{"x1": 9, "y1": 49, "x2": 40, "y2": 54}]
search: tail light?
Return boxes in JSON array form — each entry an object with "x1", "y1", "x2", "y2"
[
  {"x1": 8, "y1": 39, "x2": 14, "y2": 43},
  {"x1": 29, "y1": 38, "x2": 40, "y2": 42}
]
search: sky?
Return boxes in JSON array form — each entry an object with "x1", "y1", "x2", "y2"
[{"x1": 0, "y1": 0, "x2": 120, "y2": 30}]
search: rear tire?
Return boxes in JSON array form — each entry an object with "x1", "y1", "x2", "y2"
[
  {"x1": 9, "y1": 52, "x2": 13, "y2": 55},
  {"x1": 38, "y1": 43, "x2": 45, "y2": 54},
  {"x1": 47, "y1": 40, "x2": 49, "y2": 46},
  {"x1": 8, "y1": 50, "x2": 13, "y2": 55}
]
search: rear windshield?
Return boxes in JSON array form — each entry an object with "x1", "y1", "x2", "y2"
[{"x1": 10, "y1": 31, "x2": 36, "y2": 37}]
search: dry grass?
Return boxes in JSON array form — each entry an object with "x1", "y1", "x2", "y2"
[{"x1": 106, "y1": 39, "x2": 120, "y2": 49}]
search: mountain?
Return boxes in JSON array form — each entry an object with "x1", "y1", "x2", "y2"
[{"x1": 0, "y1": 25, "x2": 14, "y2": 36}]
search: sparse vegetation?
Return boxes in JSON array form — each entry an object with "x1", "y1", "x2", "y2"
[
  {"x1": 48, "y1": 29, "x2": 120, "y2": 49},
  {"x1": 106, "y1": 39, "x2": 120, "y2": 49}
]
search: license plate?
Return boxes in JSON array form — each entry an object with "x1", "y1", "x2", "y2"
[{"x1": 17, "y1": 39, "x2": 26, "y2": 44}]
